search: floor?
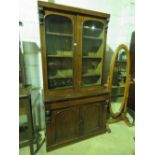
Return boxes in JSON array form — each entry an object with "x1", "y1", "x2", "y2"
[{"x1": 19, "y1": 121, "x2": 135, "y2": 155}]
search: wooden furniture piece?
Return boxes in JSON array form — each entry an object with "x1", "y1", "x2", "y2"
[
  {"x1": 127, "y1": 31, "x2": 135, "y2": 124},
  {"x1": 38, "y1": 1, "x2": 110, "y2": 151},
  {"x1": 19, "y1": 21, "x2": 26, "y2": 86},
  {"x1": 107, "y1": 44, "x2": 132, "y2": 126},
  {"x1": 19, "y1": 22, "x2": 45, "y2": 155},
  {"x1": 19, "y1": 86, "x2": 45, "y2": 155},
  {"x1": 19, "y1": 86, "x2": 35, "y2": 155}
]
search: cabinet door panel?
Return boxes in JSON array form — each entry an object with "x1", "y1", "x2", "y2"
[
  {"x1": 81, "y1": 18, "x2": 106, "y2": 87},
  {"x1": 46, "y1": 107, "x2": 79, "y2": 146},
  {"x1": 80, "y1": 102, "x2": 103, "y2": 135},
  {"x1": 54, "y1": 108, "x2": 78, "y2": 142},
  {"x1": 44, "y1": 11, "x2": 76, "y2": 90}
]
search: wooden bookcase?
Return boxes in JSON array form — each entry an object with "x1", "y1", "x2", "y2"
[{"x1": 38, "y1": 1, "x2": 110, "y2": 151}]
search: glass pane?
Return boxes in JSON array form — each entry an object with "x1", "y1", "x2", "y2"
[
  {"x1": 81, "y1": 20, "x2": 104, "y2": 87},
  {"x1": 45, "y1": 15, "x2": 74, "y2": 89},
  {"x1": 111, "y1": 49, "x2": 127, "y2": 113}
]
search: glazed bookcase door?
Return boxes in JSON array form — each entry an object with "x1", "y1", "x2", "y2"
[
  {"x1": 44, "y1": 11, "x2": 76, "y2": 90},
  {"x1": 80, "y1": 17, "x2": 106, "y2": 87}
]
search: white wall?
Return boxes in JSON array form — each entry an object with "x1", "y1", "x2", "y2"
[
  {"x1": 55, "y1": 0, "x2": 135, "y2": 50},
  {"x1": 19, "y1": 0, "x2": 48, "y2": 129},
  {"x1": 19, "y1": 0, "x2": 135, "y2": 129}
]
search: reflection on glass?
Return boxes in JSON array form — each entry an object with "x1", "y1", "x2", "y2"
[
  {"x1": 45, "y1": 15, "x2": 73, "y2": 89},
  {"x1": 81, "y1": 20, "x2": 104, "y2": 86},
  {"x1": 111, "y1": 49, "x2": 127, "y2": 113}
]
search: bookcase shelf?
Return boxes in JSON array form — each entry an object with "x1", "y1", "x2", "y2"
[{"x1": 46, "y1": 31, "x2": 72, "y2": 37}]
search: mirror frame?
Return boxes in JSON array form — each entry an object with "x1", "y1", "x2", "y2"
[{"x1": 108, "y1": 44, "x2": 130, "y2": 118}]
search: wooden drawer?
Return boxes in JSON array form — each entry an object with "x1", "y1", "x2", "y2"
[{"x1": 45, "y1": 94, "x2": 110, "y2": 110}]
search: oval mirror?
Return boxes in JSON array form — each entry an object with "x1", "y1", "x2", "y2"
[{"x1": 108, "y1": 44, "x2": 130, "y2": 118}]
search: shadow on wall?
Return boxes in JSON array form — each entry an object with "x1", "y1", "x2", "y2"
[{"x1": 103, "y1": 45, "x2": 114, "y2": 84}]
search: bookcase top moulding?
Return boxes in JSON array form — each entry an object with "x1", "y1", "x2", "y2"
[{"x1": 38, "y1": 1, "x2": 110, "y2": 19}]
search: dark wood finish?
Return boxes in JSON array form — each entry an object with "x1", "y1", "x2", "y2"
[
  {"x1": 38, "y1": 1, "x2": 110, "y2": 19},
  {"x1": 45, "y1": 93, "x2": 109, "y2": 110},
  {"x1": 128, "y1": 31, "x2": 135, "y2": 112},
  {"x1": 129, "y1": 31, "x2": 135, "y2": 79},
  {"x1": 44, "y1": 86, "x2": 109, "y2": 102},
  {"x1": 46, "y1": 126, "x2": 107, "y2": 151},
  {"x1": 38, "y1": 1, "x2": 110, "y2": 151},
  {"x1": 19, "y1": 86, "x2": 45, "y2": 154},
  {"x1": 46, "y1": 107, "x2": 79, "y2": 147},
  {"x1": 19, "y1": 32, "x2": 26, "y2": 86},
  {"x1": 79, "y1": 102, "x2": 104, "y2": 135},
  {"x1": 39, "y1": 1, "x2": 110, "y2": 99},
  {"x1": 19, "y1": 86, "x2": 34, "y2": 155},
  {"x1": 45, "y1": 100, "x2": 108, "y2": 150},
  {"x1": 127, "y1": 82, "x2": 135, "y2": 111}
]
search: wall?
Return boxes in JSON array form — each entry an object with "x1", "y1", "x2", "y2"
[
  {"x1": 19, "y1": 0, "x2": 49, "y2": 129},
  {"x1": 54, "y1": 0, "x2": 135, "y2": 50},
  {"x1": 19, "y1": 0, "x2": 135, "y2": 129}
]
